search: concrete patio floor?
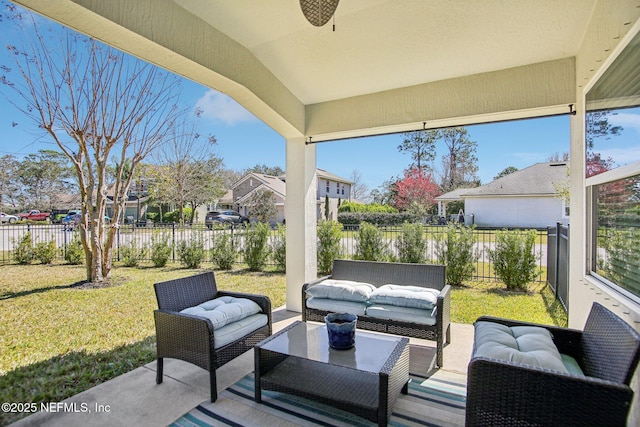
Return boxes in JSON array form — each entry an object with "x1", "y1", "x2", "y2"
[{"x1": 10, "y1": 308, "x2": 474, "y2": 427}]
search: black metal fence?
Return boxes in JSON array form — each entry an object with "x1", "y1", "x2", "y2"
[
  {"x1": 0, "y1": 223, "x2": 549, "y2": 283},
  {"x1": 547, "y1": 223, "x2": 569, "y2": 310}
]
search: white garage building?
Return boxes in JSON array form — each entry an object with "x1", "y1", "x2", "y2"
[{"x1": 462, "y1": 162, "x2": 569, "y2": 228}]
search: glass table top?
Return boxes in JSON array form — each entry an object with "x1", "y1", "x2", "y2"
[{"x1": 259, "y1": 321, "x2": 405, "y2": 373}]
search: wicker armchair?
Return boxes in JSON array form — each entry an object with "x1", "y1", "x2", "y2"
[
  {"x1": 153, "y1": 271, "x2": 271, "y2": 402},
  {"x1": 466, "y1": 302, "x2": 640, "y2": 427}
]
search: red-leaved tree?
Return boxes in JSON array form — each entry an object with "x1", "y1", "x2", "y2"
[{"x1": 393, "y1": 167, "x2": 441, "y2": 211}]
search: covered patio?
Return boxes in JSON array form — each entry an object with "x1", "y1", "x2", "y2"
[
  {"x1": 9, "y1": 0, "x2": 640, "y2": 424},
  {"x1": 11, "y1": 308, "x2": 475, "y2": 426}
]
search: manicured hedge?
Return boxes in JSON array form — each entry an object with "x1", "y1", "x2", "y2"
[
  {"x1": 338, "y1": 201, "x2": 398, "y2": 213},
  {"x1": 337, "y1": 212, "x2": 418, "y2": 226}
]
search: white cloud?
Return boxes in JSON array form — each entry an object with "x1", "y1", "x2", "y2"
[
  {"x1": 194, "y1": 90, "x2": 258, "y2": 125},
  {"x1": 597, "y1": 146, "x2": 640, "y2": 165},
  {"x1": 609, "y1": 112, "x2": 640, "y2": 134}
]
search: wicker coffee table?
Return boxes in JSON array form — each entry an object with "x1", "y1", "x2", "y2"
[{"x1": 254, "y1": 321, "x2": 409, "y2": 427}]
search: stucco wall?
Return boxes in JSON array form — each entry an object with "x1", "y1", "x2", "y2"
[
  {"x1": 569, "y1": 4, "x2": 640, "y2": 425},
  {"x1": 464, "y1": 196, "x2": 564, "y2": 228},
  {"x1": 316, "y1": 179, "x2": 350, "y2": 201}
]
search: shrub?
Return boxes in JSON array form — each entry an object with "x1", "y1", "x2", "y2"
[
  {"x1": 355, "y1": 221, "x2": 390, "y2": 261},
  {"x1": 34, "y1": 239, "x2": 57, "y2": 264},
  {"x1": 396, "y1": 222, "x2": 427, "y2": 263},
  {"x1": 150, "y1": 232, "x2": 172, "y2": 267},
  {"x1": 434, "y1": 224, "x2": 479, "y2": 286},
  {"x1": 600, "y1": 228, "x2": 639, "y2": 288},
  {"x1": 120, "y1": 239, "x2": 147, "y2": 267},
  {"x1": 337, "y1": 212, "x2": 418, "y2": 226},
  {"x1": 317, "y1": 220, "x2": 343, "y2": 274},
  {"x1": 13, "y1": 232, "x2": 35, "y2": 264},
  {"x1": 177, "y1": 232, "x2": 206, "y2": 269},
  {"x1": 243, "y1": 222, "x2": 271, "y2": 271},
  {"x1": 210, "y1": 231, "x2": 237, "y2": 270},
  {"x1": 163, "y1": 208, "x2": 193, "y2": 223},
  {"x1": 64, "y1": 232, "x2": 84, "y2": 265},
  {"x1": 271, "y1": 224, "x2": 286, "y2": 272},
  {"x1": 488, "y1": 229, "x2": 539, "y2": 291},
  {"x1": 338, "y1": 201, "x2": 398, "y2": 213}
]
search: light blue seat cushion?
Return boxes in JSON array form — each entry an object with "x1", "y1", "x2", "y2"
[
  {"x1": 306, "y1": 279, "x2": 376, "y2": 302},
  {"x1": 213, "y1": 313, "x2": 268, "y2": 349},
  {"x1": 366, "y1": 304, "x2": 436, "y2": 325},
  {"x1": 473, "y1": 321, "x2": 568, "y2": 373},
  {"x1": 180, "y1": 296, "x2": 262, "y2": 330},
  {"x1": 305, "y1": 297, "x2": 368, "y2": 316},
  {"x1": 561, "y1": 354, "x2": 585, "y2": 376},
  {"x1": 369, "y1": 284, "x2": 440, "y2": 309}
]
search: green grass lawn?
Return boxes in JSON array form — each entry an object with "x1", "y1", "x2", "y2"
[{"x1": 0, "y1": 262, "x2": 565, "y2": 425}]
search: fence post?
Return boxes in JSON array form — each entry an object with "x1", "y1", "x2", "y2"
[
  {"x1": 554, "y1": 221, "x2": 561, "y2": 298},
  {"x1": 172, "y1": 223, "x2": 176, "y2": 261},
  {"x1": 63, "y1": 225, "x2": 68, "y2": 259}
]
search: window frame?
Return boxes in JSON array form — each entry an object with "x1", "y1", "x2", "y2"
[{"x1": 586, "y1": 155, "x2": 640, "y2": 305}]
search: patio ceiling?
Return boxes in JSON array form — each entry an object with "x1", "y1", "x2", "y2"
[
  {"x1": 179, "y1": 0, "x2": 592, "y2": 105},
  {"x1": 14, "y1": 0, "x2": 597, "y2": 141}
]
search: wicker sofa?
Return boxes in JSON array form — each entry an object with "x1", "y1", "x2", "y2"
[
  {"x1": 154, "y1": 271, "x2": 272, "y2": 401},
  {"x1": 302, "y1": 259, "x2": 450, "y2": 367},
  {"x1": 466, "y1": 302, "x2": 640, "y2": 427}
]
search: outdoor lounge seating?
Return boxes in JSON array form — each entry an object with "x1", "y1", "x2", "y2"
[
  {"x1": 466, "y1": 302, "x2": 640, "y2": 427},
  {"x1": 302, "y1": 259, "x2": 450, "y2": 367},
  {"x1": 153, "y1": 271, "x2": 272, "y2": 402}
]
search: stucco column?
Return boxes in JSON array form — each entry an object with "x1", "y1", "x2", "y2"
[{"x1": 285, "y1": 137, "x2": 317, "y2": 312}]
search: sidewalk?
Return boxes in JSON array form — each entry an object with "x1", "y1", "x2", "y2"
[{"x1": 11, "y1": 309, "x2": 474, "y2": 426}]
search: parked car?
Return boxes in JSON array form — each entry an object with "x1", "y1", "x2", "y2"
[
  {"x1": 51, "y1": 209, "x2": 76, "y2": 224},
  {"x1": 0, "y1": 212, "x2": 19, "y2": 224},
  {"x1": 205, "y1": 210, "x2": 249, "y2": 228},
  {"x1": 63, "y1": 212, "x2": 110, "y2": 226},
  {"x1": 17, "y1": 209, "x2": 51, "y2": 221},
  {"x1": 62, "y1": 211, "x2": 82, "y2": 224}
]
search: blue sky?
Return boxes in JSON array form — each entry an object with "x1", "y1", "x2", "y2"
[{"x1": 1, "y1": 5, "x2": 638, "y2": 194}]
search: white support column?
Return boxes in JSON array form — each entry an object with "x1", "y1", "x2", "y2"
[
  {"x1": 285, "y1": 137, "x2": 317, "y2": 312},
  {"x1": 568, "y1": 95, "x2": 586, "y2": 329}
]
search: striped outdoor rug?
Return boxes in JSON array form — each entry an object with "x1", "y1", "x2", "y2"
[{"x1": 170, "y1": 370, "x2": 466, "y2": 427}]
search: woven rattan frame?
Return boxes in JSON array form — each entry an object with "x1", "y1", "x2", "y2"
[
  {"x1": 302, "y1": 259, "x2": 450, "y2": 367},
  {"x1": 154, "y1": 271, "x2": 272, "y2": 402},
  {"x1": 466, "y1": 303, "x2": 640, "y2": 426}
]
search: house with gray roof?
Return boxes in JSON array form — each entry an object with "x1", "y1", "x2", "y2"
[
  {"x1": 202, "y1": 169, "x2": 352, "y2": 224},
  {"x1": 232, "y1": 173, "x2": 287, "y2": 223},
  {"x1": 461, "y1": 162, "x2": 569, "y2": 228}
]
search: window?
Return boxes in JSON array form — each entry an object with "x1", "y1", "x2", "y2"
[
  {"x1": 586, "y1": 29, "x2": 640, "y2": 301},
  {"x1": 326, "y1": 180, "x2": 329, "y2": 193}
]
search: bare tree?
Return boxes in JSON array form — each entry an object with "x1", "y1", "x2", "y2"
[
  {"x1": 547, "y1": 152, "x2": 570, "y2": 162},
  {"x1": 151, "y1": 119, "x2": 224, "y2": 224},
  {"x1": 349, "y1": 169, "x2": 370, "y2": 202},
  {"x1": 1, "y1": 17, "x2": 183, "y2": 284}
]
